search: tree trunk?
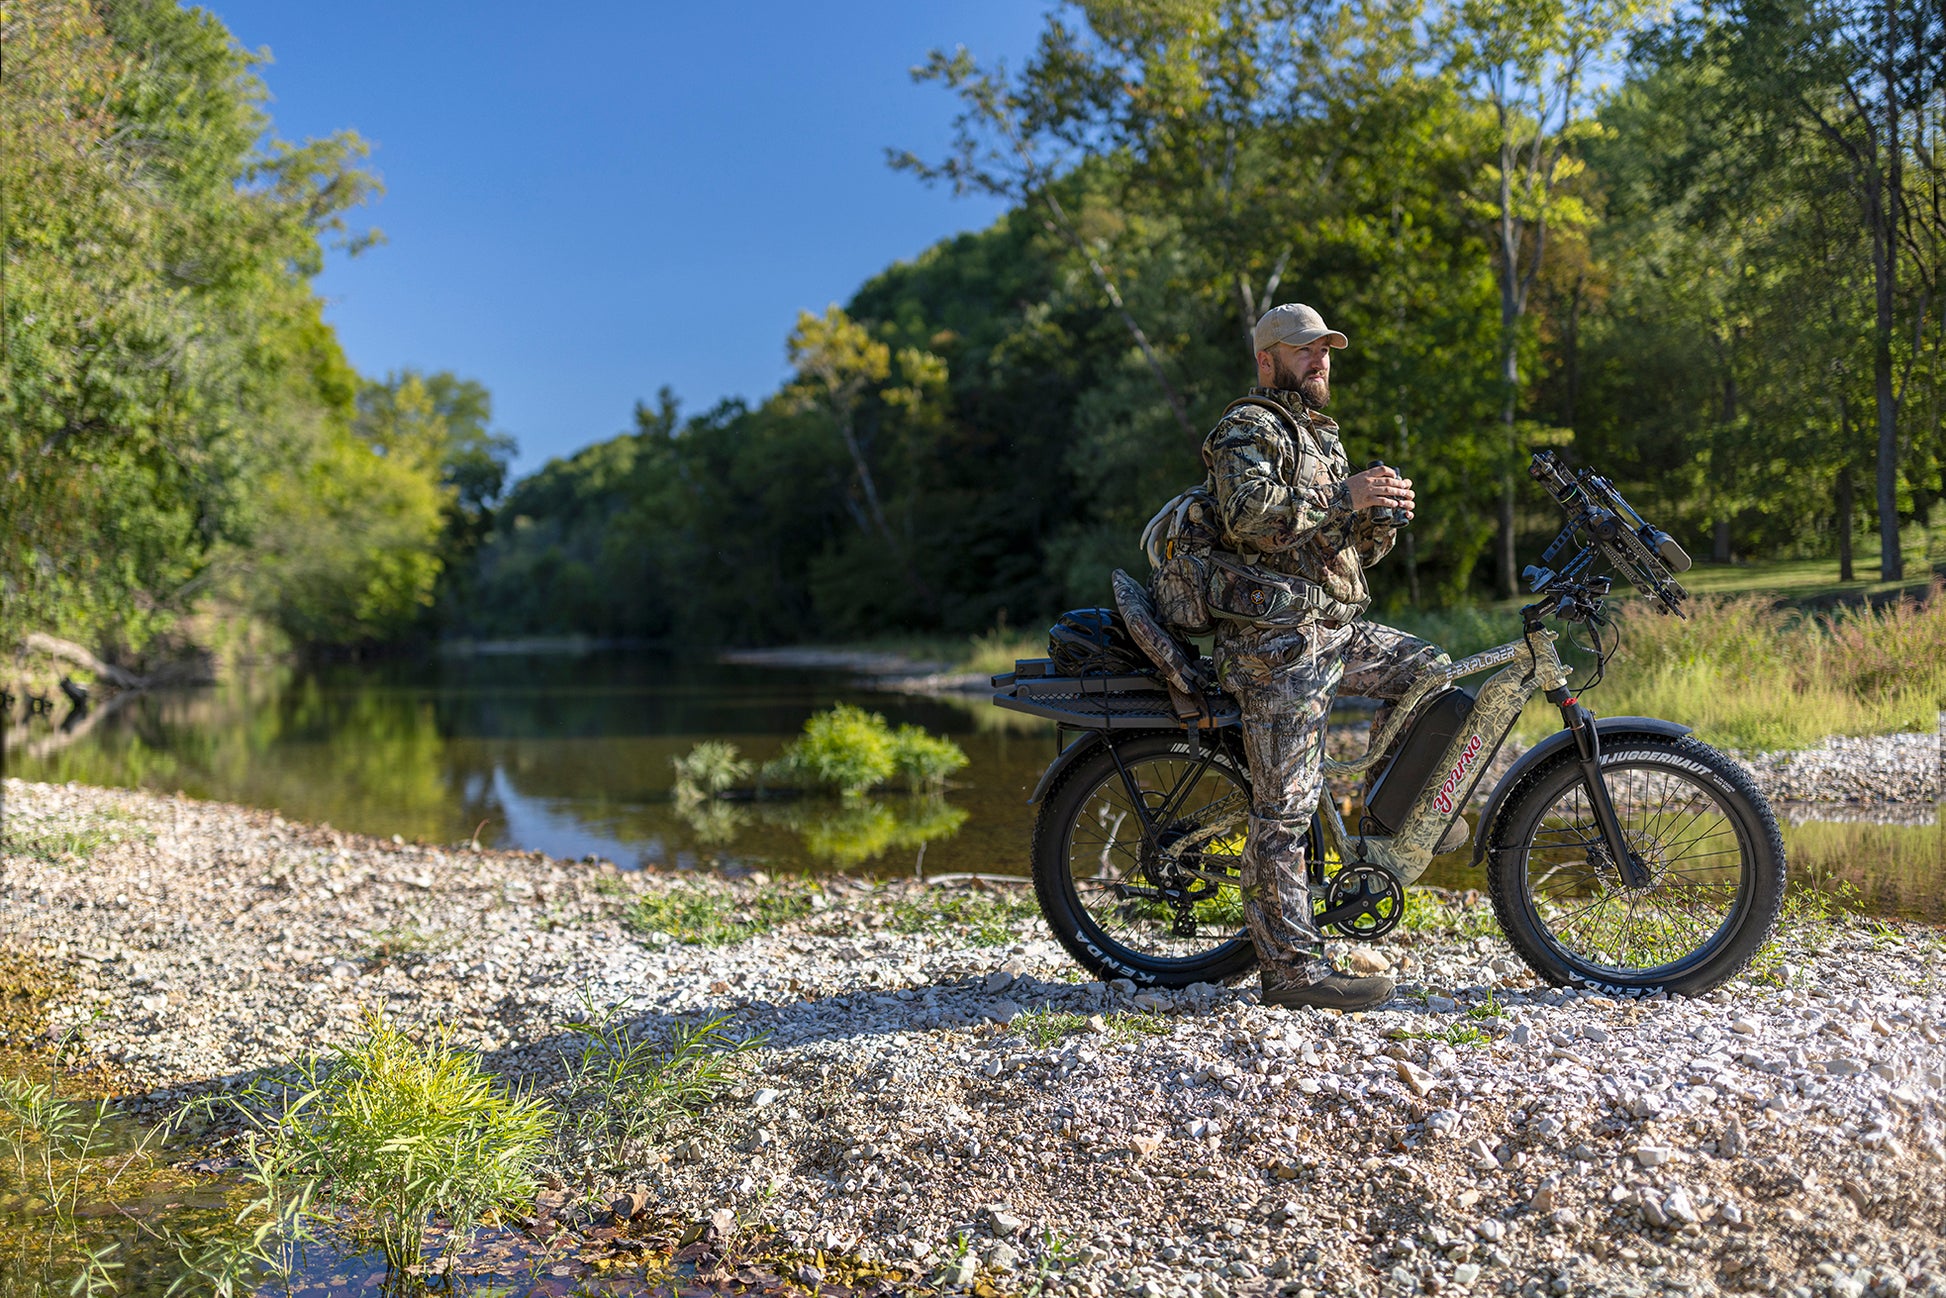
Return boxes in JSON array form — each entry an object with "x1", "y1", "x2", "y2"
[
  {"x1": 1494, "y1": 115, "x2": 1524, "y2": 601},
  {"x1": 1713, "y1": 360, "x2": 1738, "y2": 563},
  {"x1": 1497, "y1": 349, "x2": 1519, "y2": 600},
  {"x1": 1564, "y1": 273, "x2": 1584, "y2": 432},
  {"x1": 1875, "y1": 0, "x2": 1903, "y2": 581},
  {"x1": 1838, "y1": 466, "x2": 1855, "y2": 582},
  {"x1": 1403, "y1": 530, "x2": 1421, "y2": 606}
]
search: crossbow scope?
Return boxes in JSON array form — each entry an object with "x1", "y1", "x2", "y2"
[{"x1": 1524, "y1": 450, "x2": 1691, "y2": 617}]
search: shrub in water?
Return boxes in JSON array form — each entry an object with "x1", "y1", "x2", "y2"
[
  {"x1": 770, "y1": 703, "x2": 895, "y2": 796},
  {"x1": 766, "y1": 704, "x2": 968, "y2": 798},
  {"x1": 890, "y1": 723, "x2": 969, "y2": 791},
  {"x1": 246, "y1": 1017, "x2": 551, "y2": 1271},
  {"x1": 670, "y1": 740, "x2": 753, "y2": 804}
]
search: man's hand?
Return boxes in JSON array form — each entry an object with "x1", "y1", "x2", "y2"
[{"x1": 1347, "y1": 465, "x2": 1415, "y2": 519}]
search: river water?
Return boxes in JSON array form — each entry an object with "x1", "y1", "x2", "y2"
[{"x1": 5, "y1": 647, "x2": 1940, "y2": 916}]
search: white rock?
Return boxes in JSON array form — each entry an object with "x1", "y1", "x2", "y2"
[{"x1": 1632, "y1": 1144, "x2": 1672, "y2": 1169}]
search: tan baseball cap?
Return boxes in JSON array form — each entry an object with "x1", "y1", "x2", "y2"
[{"x1": 1253, "y1": 303, "x2": 1348, "y2": 353}]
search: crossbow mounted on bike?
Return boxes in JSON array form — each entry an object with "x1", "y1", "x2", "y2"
[{"x1": 992, "y1": 451, "x2": 1786, "y2": 998}]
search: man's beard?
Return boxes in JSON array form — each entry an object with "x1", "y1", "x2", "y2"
[{"x1": 1273, "y1": 357, "x2": 1330, "y2": 409}]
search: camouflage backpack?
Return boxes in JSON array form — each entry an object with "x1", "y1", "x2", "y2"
[{"x1": 1140, "y1": 481, "x2": 1222, "y2": 638}]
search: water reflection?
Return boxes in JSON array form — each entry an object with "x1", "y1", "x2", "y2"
[
  {"x1": 6, "y1": 652, "x2": 1048, "y2": 879},
  {"x1": 6, "y1": 650, "x2": 1937, "y2": 917}
]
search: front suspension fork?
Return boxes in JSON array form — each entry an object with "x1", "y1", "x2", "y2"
[{"x1": 1548, "y1": 687, "x2": 1652, "y2": 889}]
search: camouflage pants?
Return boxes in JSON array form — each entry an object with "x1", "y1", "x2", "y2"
[{"x1": 1215, "y1": 619, "x2": 1449, "y2": 981}]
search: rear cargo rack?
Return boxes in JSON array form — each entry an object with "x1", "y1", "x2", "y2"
[{"x1": 990, "y1": 658, "x2": 1241, "y2": 730}]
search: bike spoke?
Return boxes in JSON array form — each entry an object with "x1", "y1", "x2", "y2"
[
  {"x1": 1066, "y1": 754, "x2": 1250, "y2": 960},
  {"x1": 1520, "y1": 759, "x2": 1745, "y2": 977}
]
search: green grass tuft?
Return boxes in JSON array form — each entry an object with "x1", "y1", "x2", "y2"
[
  {"x1": 1017, "y1": 1006, "x2": 1089, "y2": 1049},
  {"x1": 626, "y1": 882, "x2": 819, "y2": 946},
  {"x1": 218, "y1": 1016, "x2": 552, "y2": 1273},
  {"x1": 885, "y1": 886, "x2": 1038, "y2": 947},
  {"x1": 0, "y1": 807, "x2": 150, "y2": 865},
  {"x1": 557, "y1": 998, "x2": 762, "y2": 1165}
]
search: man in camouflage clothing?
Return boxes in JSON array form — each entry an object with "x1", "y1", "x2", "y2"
[{"x1": 1209, "y1": 303, "x2": 1447, "y2": 1011}]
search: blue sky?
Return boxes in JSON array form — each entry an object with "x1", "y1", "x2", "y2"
[{"x1": 203, "y1": 3, "x2": 1049, "y2": 476}]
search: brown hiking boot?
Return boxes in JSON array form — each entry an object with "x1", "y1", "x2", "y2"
[{"x1": 1260, "y1": 960, "x2": 1396, "y2": 1012}]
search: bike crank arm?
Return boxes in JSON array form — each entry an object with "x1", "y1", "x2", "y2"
[{"x1": 1552, "y1": 689, "x2": 1652, "y2": 889}]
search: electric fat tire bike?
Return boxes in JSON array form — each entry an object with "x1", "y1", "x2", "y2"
[{"x1": 991, "y1": 451, "x2": 1787, "y2": 997}]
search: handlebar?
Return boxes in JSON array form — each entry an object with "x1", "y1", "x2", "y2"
[{"x1": 1525, "y1": 451, "x2": 1690, "y2": 618}]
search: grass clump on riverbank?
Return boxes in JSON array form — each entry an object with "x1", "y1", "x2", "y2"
[
  {"x1": 627, "y1": 881, "x2": 822, "y2": 946},
  {"x1": 885, "y1": 884, "x2": 1038, "y2": 947},
  {"x1": 1590, "y1": 585, "x2": 1946, "y2": 749},
  {"x1": 558, "y1": 1004, "x2": 759, "y2": 1166},
  {"x1": 0, "y1": 806, "x2": 149, "y2": 866},
  {"x1": 1392, "y1": 584, "x2": 1946, "y2": 749},
  {"x1": 210, "y1": 1017, "x2": 551, "y2": 1278}
]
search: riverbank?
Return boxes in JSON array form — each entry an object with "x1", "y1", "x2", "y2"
[
  {"x1": 718, "y1": 646, "x2": 993, "y2": 694},
  {"x1": 3, "y1": 778, "x2": 1943, "y2": 1297}
]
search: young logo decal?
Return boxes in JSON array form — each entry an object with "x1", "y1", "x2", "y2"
[{"x1": 1431, "y1": 735, "x2": 1487, "y2": 816}]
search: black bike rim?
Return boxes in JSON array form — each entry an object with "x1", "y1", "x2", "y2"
[{"x1": 1517, "y1": 758, "x2": 1755, "y2": 983}]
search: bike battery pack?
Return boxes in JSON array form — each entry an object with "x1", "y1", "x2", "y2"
[{"x1": 1362, "y1": 686, "x2": 1478, "y2": 834}]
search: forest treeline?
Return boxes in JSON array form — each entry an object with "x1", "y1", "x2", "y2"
[
  {"x1": 457, "y1": 0, "x2": 1946, "y2": 643},
  {"x1": 1, "y1": 0, "x2": 514, "y2": 659},
  {"x1": 6, "y1": 0, "x2": 1945, "y2": 660}
]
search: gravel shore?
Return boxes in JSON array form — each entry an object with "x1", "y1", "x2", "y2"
[{"x1": 3, "y1": 777, "x2": 1943, "y2": 1298}]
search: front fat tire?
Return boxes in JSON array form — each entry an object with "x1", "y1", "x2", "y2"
[
  {"x1": 1032, "y1": 731, "x2": 1260, "y2": 989},
  {"x1": 1486, "y1": 735, "x2": 1786, "y2": 997}
]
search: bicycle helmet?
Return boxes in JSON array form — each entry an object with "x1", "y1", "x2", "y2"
[{"x1": 1047, "y1": 608, "x2": 1146, "y2": 677}]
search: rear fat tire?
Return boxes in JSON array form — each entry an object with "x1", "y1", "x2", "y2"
[
  {"x1": 1032, "y1": 731, "x2": 1260, "y2": 988},
  {"x1": 1486, "y1": 735, "x2": 1786, "y2": 997}
]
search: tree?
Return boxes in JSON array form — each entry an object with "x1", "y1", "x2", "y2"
[
  {"x1": 1705, "y1": 0, "x2": 1946, "y2": 579},
  {"x1": 1444, "y1": 0, "x2": 1649, "y2": 595},
  {"x1": 893, "y1": 34, "x2": 1201, "y2": 442}
]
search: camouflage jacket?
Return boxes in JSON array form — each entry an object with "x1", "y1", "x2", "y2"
[{"x1": 1203, "y1": 387, "x2": 1397, "y2": 616}]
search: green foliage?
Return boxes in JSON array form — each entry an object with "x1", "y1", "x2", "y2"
[
  {"x1": 0, "y1": 808, "x2": 148, "y2": 866},
  {"x1": 1566, "y1": 587, "x2": 1946, "y2": 749},
  {"x1": 669, "y1": 741, "x2": 755, "y2": 804},
  {"x1": 1400, "y1": 889, "x2": 1502, "y2": 939},
  {"x1": 1017, "y1": 1007, "x2": 1089, "y2": 1049},
  {"x1": 229, "y1": 1017, "x2": 550, "y2": 1271},
  {"x1": 890, "y1": 724, "x2": 971, "y2": 792},
  {"x1": 768, "y1": 704, "x2": 896, "y2": 796},
  {"x1": 626, "y1": 882, "x2": 820, "y2": 946},
  {"x1": 765, "y1": 705, "x2": 969, "y2": 798},
  {"x1": 556, "y1": 998, "x2": 761, "y2": 1165},
  {"x1": 0, "y1": 1, "x2": 510, "y2": 658},
  {"x1": 885, "y1": 885, "x2": 1039, "y2": 947},
  {"x1": 0, "y1": 1057, "x2": 169, "y2": 1298}
]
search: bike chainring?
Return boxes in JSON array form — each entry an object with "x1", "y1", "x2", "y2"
[{"x1": 1322, "y1": 864, "x2": 1406, "y2": 940}]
